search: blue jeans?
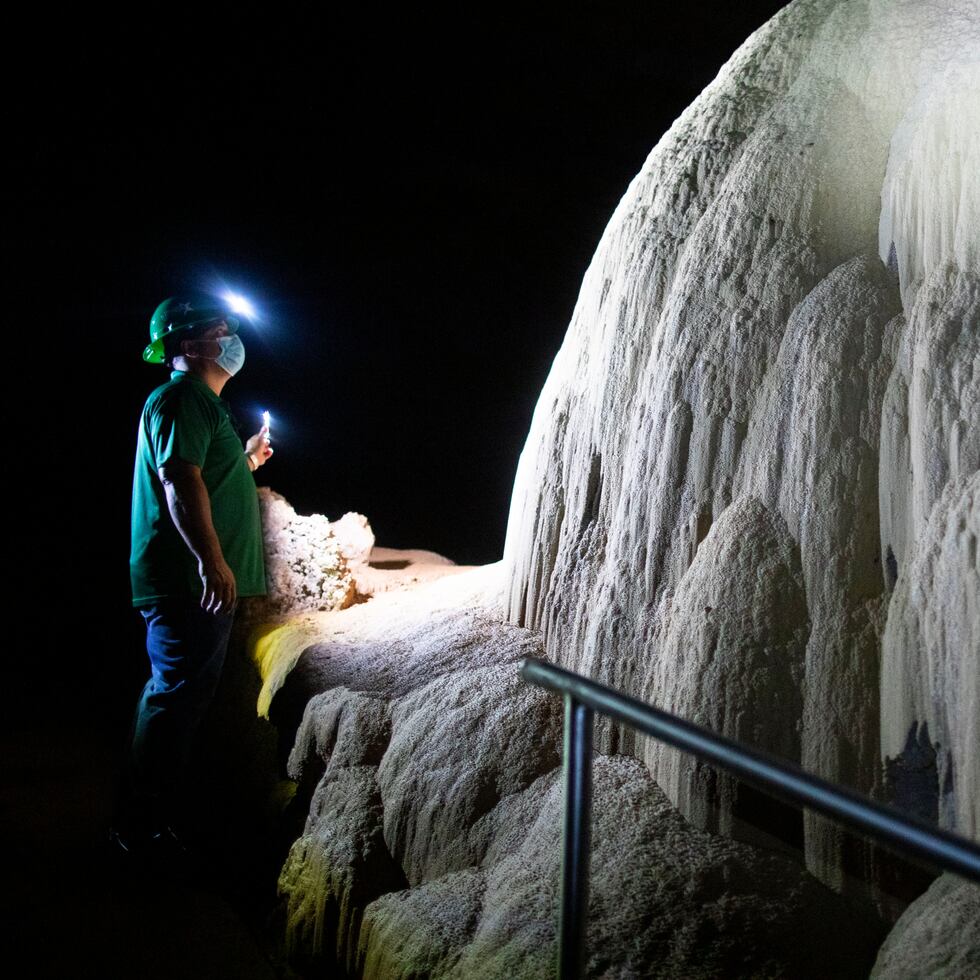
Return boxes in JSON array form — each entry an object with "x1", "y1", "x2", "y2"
[{"x1": 123, "y1": 598, "x2": 235, "y2": 832}]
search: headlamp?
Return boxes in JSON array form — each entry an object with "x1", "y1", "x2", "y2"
[{"x1": 222, "y1": 292, "x2": 257, "y2": 320}]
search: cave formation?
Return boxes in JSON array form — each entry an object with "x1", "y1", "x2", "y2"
[{"x1": 243, "y1": 1, "x2": 979, "y2": 976}]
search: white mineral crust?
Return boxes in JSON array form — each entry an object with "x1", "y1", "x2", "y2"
[
  {"x1": 503, "y1": 0, "x2": 979, "y2": 888},
  {"x1": 268, "y1": 567, "x2": 885, "y2": 978},
  {"x1": 870, "y1": 872, "x2": 980, "y2": 980},
  {"x1": 264, "y1": 0, "x2": 979, "y2": 973},
  {"x1": 257, "y1": 488, "x2": 362, "y2": 615}
]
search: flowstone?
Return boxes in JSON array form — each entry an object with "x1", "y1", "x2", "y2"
[
  {"x1": 357, "y1": 757, "x2": 885, "y2": 980},
  {"x1": 502, "y1": 0, "x2": 979, "y2": 891},
  {"x1": 259, "y1": 0, "x2": 979, "y2": 974},
  {"x1": 640, "y1": 495, "x2": 807, "y2": 844},
  {"x1": 264, "y1": 567, "x2": 884, "y2": 979}
]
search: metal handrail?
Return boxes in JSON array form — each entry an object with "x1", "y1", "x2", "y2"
[{"x1": 520, "y1": 656, "x2": 980, "y2": 980}]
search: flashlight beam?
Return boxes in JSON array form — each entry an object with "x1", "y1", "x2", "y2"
[{"x1": 223, "y1": 292, "x2": 256, "y2": 319}]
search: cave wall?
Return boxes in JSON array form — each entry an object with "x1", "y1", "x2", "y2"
[{"x1": 502, "y1": 0, "x2": 979, "y2": 889}]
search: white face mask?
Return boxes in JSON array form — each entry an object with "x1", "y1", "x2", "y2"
[{"x1": 214, "y1": 335, "x2": 246, "y2": 376}]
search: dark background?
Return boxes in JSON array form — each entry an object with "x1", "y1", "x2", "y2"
[{"x1": 14, "y1": 2, "x2": 787, "y2": 722}]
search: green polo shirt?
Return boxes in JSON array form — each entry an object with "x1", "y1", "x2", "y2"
[{"x1": 130, "y1": 371, "x2": 266, "y2": 606}]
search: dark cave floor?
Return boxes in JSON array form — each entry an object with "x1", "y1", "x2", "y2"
[{"x1": 0, "y1": 717, "x2": 291, "y2": 980}]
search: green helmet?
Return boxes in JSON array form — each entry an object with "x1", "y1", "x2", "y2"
[{"x1": 143, "y1": 293, "x2": 241, "y2": 364}]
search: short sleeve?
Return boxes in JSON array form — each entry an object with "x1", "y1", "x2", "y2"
[{"x1": 146, "y1": 385, "x2": 215, "y2": 469}]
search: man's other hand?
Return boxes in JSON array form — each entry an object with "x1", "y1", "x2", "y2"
[
  {"x1": 245, "y1": 425, "x2": 273, "y2": 467},
  {"x1": 200, "y1": 556, "x2": 237, "y2": 614}
]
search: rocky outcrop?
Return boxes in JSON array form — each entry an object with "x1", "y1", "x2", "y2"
[
  {"x1": 256, "y1": 488, "x2": 367, "y2": 616},
  {"x1": 871, "y1": 872, "x2": 980, "y2": 979},
  {"x1": 265, "y1": 566, "x2": 885, "y2": 979},
  {"x1": 266, "y1": 566, "x2": 560, "y2": 971},
  {"x1": 377, "y1": 664, "x2": 562, "y2": 886},
  {"x1": 279, "y1": 689, "x2": 403, "y2": 975},
  {"x1": 358, "y1": 755, "x2": 884, "y2": 980}
]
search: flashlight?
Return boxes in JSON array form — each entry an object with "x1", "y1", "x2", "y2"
[{"x1": 262, "y1": 410, "x2": 271, "y2": 440}]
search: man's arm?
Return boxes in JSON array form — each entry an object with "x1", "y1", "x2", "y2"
[{"x1": 158, "y1": 458, "x2": 237, "y2": 613}]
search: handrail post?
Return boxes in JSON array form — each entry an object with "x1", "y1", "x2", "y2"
[
  {"x1": 522, "y1": 655, "x2": 980, "y2": 980},
  {"x1": 559, "y1": 693, "x2": 593, "y2": 980}
]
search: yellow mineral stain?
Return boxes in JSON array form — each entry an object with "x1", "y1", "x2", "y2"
[{"x1": 250, "y1": 620, "x2": 321, "y2": 718}]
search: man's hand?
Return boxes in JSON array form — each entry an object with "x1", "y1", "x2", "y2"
[
  {"x1": 159, "y1": 458, "x2": 238, "y2": 616},
  {"x1": 245, "y1": 425, "x2": 273, "y2": 468},
  {"x1": 200, "y1": 555, "x2": 237, "y2": 614}
]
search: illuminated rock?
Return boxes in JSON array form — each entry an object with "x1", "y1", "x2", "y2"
[
  {"x1": 870, "y1": 873, "x2": 980, "y2": 979},
  {"x1": 502, "y1": 0, "x2": 979, "y2": 888},
  {"x1": 376, "y1": 663, "x2": 562, "y2": 885},
  {"x1": 257, "y1": 488, "x2": 360, "y2": 615},
  {"x1": 264, "y1": 0, "x2": 978, "y2": 974},
  {"x1": 278, "y1": 765, "x2": 403, "y2": 977},
  {"x1": 280, "y1": 688, "x2": 400, "y2": 977},
  {"x1": 268, "y1": 566, "x2": 556, "y2": 969},
  {"x1": 641, "y1": 495, "x2": 807, "y2": 844},
  {"x1": 267, "y1": 568, "x2": 883, "y2": 978},
  {"x1": 329, "y1": 512, "x2": 376, "y2": 565},
  {"x1": 880, "y1": 474, "x2": 979, "y2": 837},
  {"x1": 357, "y1": 758, "x2": 883, "y2": 979},
  {"x1": 349, "y1": 545, "x2": 461, "y2": 598}
]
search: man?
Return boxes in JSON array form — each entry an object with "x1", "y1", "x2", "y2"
[{"x1": 113, "y1": 292, "x2": 272, "y2": 860}]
